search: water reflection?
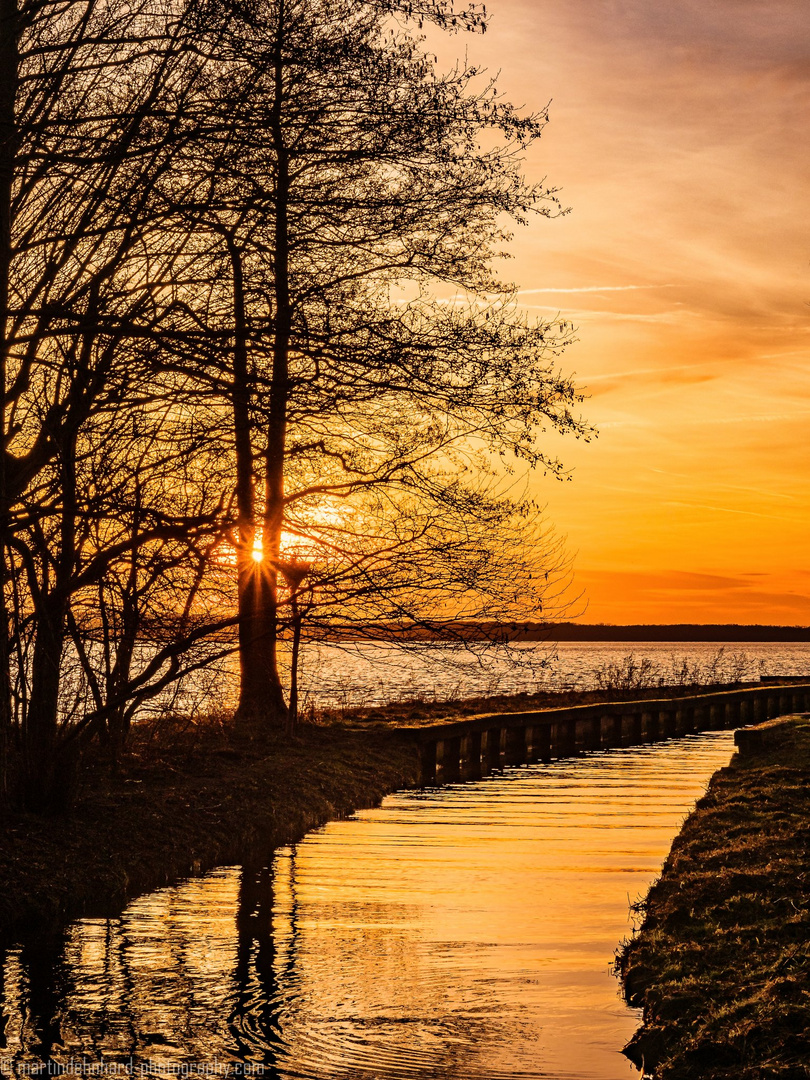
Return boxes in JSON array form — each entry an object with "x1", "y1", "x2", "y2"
[{"x1": 0, "y1": 733, "x2": 735, "y2": 1080}]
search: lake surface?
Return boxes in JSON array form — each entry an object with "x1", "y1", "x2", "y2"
[
  {"x1": 287, "y1": 639, "x2": 810, "y2": 711},
  {"x1": 0, "y1": 732, "x2": 736, "y2": 1079}
]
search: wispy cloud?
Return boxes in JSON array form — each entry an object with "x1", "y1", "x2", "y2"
[
  {"x1": 517, "y1": 284, "x2": 677, "y2": 295},
  {"x1": 521, "y1": 305, "x2": 687, "y2": 324},
  {"x1": 663, "y1": 500, "x2": 794, "y2": 524},
  {"x1": 644, "y1": 468, "x2": 797, "y2": 502},
  {"x1": 586, "y1": 362, "x2": 709, "y2": 384}
]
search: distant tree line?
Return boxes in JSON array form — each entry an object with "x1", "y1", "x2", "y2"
[
  {"x1": 484, "y1": 624, "x2": 810, "y2": 642},
  {"x1": 0, "y1": 0, "x2": 587, "y2": 810}
]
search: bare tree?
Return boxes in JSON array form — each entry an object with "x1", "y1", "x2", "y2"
[
  {"x1": 0, "y1": 0, "x2": 230, "y2": 807},
  {"x1": 0, "y1": 0, "x2": 586, "y2": 808},
  {"x1": 169, "y1": 0, "x2": 586, "y2": 728}
]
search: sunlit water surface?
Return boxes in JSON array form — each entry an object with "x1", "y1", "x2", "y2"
[
  {"x1": 1, "y1": 733, "x2": 736, "y2": 1080},
  {"x1": 246, "y1": 640, "x2": 810, "y2": 711}
]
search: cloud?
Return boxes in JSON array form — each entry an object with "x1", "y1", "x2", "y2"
[
  {"x1": 579, "y1": 569, "x2": 760, "y2": 593},
  {"x1": 603, "y1": 0, "x2": 810, "y2": 71},
  {"x1": 583, "y1": 364, "x2": 718, "y2": 398},
  {"x1": 574, "y1": 569, "x2": 810, "y2": 622},
  {"x1": 524, "y1": 307, "x2": 688, "y2": 325},
  {"x1": 643, "y1": 469, "x2": 797, "y2": 503},
  {"x1": 663, "y1": 501, "x2": 795, "y2": 524},
  {"x1": 517, "y1": 284, "x2": 677, "y2": 296}
]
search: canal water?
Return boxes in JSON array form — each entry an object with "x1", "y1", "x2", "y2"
[{"x1": 0, "y1": 732, "x2": 736, "y2": 1080}]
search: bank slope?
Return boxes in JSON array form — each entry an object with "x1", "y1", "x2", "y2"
[
  {"x1": 617, "y1": 716, "x2": 810, "y2": 1079},
  {"x1": 0, "y1": 725, "x2": 421, "y2": 940}
]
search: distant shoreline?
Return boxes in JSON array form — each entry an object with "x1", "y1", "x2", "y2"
[
  {"x1": 355, "y1": 622, "x2": 810, "y2": 643},
  {"x1": 146, "y1": 621, "x2": 810, "y2": 646},
  {"x1": 515, "y1": 622, "x2": 810, "y2": 642}
]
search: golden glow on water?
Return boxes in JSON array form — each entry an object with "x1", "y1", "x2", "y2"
[{"x1": 0, "y1": 733, "x2": 735, "y2": 1078}]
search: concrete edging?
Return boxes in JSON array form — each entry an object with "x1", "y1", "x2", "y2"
[{"x1": 410, "y1": 683, "x2": 810, "y2": 783}]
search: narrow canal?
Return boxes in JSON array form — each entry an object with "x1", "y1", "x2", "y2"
[{"x1": 0, "y1": 732, "x2": 735, "y2": 1079}]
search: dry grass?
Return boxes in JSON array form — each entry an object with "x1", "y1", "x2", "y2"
[{"x1": 313, "y1": 681, "x2": 745, "y2": 728}]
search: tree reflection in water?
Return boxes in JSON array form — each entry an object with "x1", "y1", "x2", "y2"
[
  {"x1": 0, "y1": 859, "x2": 297, "y2": 1073},
  {"x1": 229, "y1": 864, "x2": 284, "y2": 1067}
]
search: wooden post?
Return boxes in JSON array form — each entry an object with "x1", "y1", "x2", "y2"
[
  {"x1": 460, "y1": 732, "x2": 482, "y2": 780},
  {"x1": 575, "y1": 716, "x2": 599, "y2": 751},
  {"x1": 659, "y1": 709, "x2": 675, "y2": 738},
  {"x1": 619, "y1": 714, "x2": 636, "y2": 745},
  {"x1": 436, "y1": 737, "x2": 461, "y2": 783},
  {"x1": 550, "y1": 721, "x2": 575, "y2": 758},
  {"x1": 524, "y1": 725, "x2": 536, "y2": 762},
  {"x1": 530, "y1": 723, "x2": 552, "y2": 761},
  {"x1": 504, "y1": 725, "x2": 527, "y2": 766},
  {"x1": 471, "y1": 729, "x2": 483, "y2": 773},
  {"x1": 637, "y1": 711, "x2": 651, "y2": 741},
  {"x1": 421, "y1": 741, "x2": 437, "y2": 785},
  {"x1": 599, "y1": 713, "x2": 618, "y2": 748},
  {"x1": 486, "y1": 727, "x2": 503, "y2": 770}
]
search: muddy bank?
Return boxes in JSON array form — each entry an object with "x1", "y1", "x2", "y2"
[
  {"x1": 617, "y1": 715, "x2": 810, "y2": 1079},
  {"x1": 0, "y1": 722, "x2": 421, "y2": 941}
]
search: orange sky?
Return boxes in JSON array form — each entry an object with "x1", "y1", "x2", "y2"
[{"x1": 434, "y1": 0, "x2": 810, "y2": 625}]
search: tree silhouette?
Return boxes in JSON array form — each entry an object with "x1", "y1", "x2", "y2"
[
  {"x1": 172, "y1": 0, "x2": 586, "y2": 727},
  {"x1": 0, "y1": 0, "x2": 586, "y2": 804},
  {"x1": 0, "y1": 0, "x2": 230, "y2": 805}
]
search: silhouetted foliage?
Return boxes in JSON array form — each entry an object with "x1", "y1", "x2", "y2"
[{"x1": 0, "y1": 0, "x2": 586, "y2": 807}]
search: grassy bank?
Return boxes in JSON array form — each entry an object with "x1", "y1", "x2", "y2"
[
  {"x1": 0, "y1": 721, "x2": 422, "y2": 941},
  {"x1": 616, "y1": 715, "x2": 810, "y2": 1079}
]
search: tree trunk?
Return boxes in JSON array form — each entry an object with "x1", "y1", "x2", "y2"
[
  {"x1": 24, "y1": 422, "x2": 79, "y2": 811},
  {"x1": 24, "y1": 594, "x2": 69, "y2": 810},
  {"x1": 256, "y1": 2, "x2": 292, "y2": 729},
  {"x1": 0, "y1": 0, "x2": 18, "y2": 810},
  {"x1": 226, "y1": 233, "x2": 287, "y2": 727}
]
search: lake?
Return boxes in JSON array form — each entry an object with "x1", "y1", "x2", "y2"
[{"x1": 284, "y1": 639, "x2": 810, "y2": 711}]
